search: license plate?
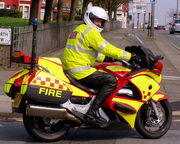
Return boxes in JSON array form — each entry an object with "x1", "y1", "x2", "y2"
[{"x1": 12, "y1": 93, "x2": 22, "y2": 108}]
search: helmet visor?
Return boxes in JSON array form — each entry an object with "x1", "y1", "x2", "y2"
[{"x1": 89, "y1": 12, "x2": 106, "y2": 28}]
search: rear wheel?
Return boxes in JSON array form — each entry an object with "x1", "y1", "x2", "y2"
[
  {"x1": 23, "y1": 114, "x2": 71, "y2": 142},
  {"x1": 135, "y1": 100, "x2": 172, "y2": 139},
  {"x1": 170, "y1": 31, "x2": 174, "y2": 34}
]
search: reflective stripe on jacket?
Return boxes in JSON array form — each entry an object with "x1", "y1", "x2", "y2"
[{"x1": 62, "y1": 24, "x2": 131, "y2": 80}]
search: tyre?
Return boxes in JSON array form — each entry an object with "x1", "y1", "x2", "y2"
[
  {"x1": 135, "y1": 100, "x2": 172, "y2": 139},
  {"x1": 23, "y1": 114, "x2": 71, "y2": 142},
  {"x1": 170, "y1": 31, "x2": 174, "y2": 34}
]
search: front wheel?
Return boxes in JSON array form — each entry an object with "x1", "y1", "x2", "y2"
[
  {"x1": 23, "y1": 114, "x2": 71, "y2": 142},
  {"x1": 135, "y1": 100, "x2": 172, "y2": 139}
]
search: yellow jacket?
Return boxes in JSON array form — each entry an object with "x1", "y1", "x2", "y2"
[{"x1": 62, "y1": 24, "x2": 131, "y2": 80}]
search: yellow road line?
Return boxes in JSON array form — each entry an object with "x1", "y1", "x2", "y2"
[
  {"x1": 173, "y1": 120, "x2": 180, "y2": 122},
  {"x1": 15, "y1": 119, "x2": 23, "y2": 122}
]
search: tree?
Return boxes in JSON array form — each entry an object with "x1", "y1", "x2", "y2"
[
  {"x1": 69, "y1": 0, "x2": 78, "y2": 21},
  {"x1": 43, "y1": 0, "x2": 53, "y2": 24},
  {"x1": 29, "y1": 0, "x2": 40, "y2": 25},
  {"x1": 81, "y1": 0, "x2": 92, "y2": 19},
  {"x1": 57, "y1": 0, "x2": 64, "y2": 23},
  {"x1": 88, "y1": 0, "x2": 131, "y2": 21},
  {"x1": 167, "y1": 9, "x2": 177, "y2": 20}
]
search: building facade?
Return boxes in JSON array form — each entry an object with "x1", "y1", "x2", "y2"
[
  {"x1": 0, "y1": 0, "x2": 46, "y2": 19},
  {"x1": 116, "y1": 3, "x2": 129, "y2": 28},
  {"x1": 0, "y1": 0, "x2": 129, "y2": 26}
]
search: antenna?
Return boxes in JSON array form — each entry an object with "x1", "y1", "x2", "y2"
[{"x1": 31, "y1": 18, "x2": 38, "y2": 69}]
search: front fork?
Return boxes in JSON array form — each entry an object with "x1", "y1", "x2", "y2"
[{"x1": 150, "y1": 99, "x2": 159, "y2": 118}]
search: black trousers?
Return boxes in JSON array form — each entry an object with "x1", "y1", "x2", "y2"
[{"x1": 78, "y1": 71, "x2": 117, "y2": 110}]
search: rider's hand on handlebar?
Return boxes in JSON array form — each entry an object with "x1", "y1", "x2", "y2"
[
  {"x1": 129, "y1": 53, "x2": 137, "y2": 62},
  {"x1": 103, "y1": 56, "x2": 117, "y2": 62},
  {"x1": 129, "y1": 53, "x2": 142, "y2": 69}
]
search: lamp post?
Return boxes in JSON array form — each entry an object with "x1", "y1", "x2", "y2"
[
  {"x1": 164, "y1": 15, "x2": 167, "y2": 27},
  {"x1": 177, "y1": 0, "x2": 179, "y2": 19},
  {"x1": 150, "y1": 1, "x2": 155, "y2": 39}
]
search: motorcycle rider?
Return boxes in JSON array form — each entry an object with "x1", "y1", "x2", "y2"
[{"x1": 62, "y1": 6, "x2": 133, "y2": 126}]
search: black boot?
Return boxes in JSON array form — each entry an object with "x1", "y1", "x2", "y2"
[{"x1": 85, "y1": 109, "x2": 107, "y2": 127}]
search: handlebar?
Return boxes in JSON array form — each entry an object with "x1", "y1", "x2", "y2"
[
  {"x1": 35, "y1": 64, "x2": 52, "y2": 74},
  {"x1": 154, "y1": 55, "x2": 164, "y2": 60}
]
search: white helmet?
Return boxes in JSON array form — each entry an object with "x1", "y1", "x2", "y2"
[{"x1": 84, "y1": 6, "x2": 109, "y2": 32}]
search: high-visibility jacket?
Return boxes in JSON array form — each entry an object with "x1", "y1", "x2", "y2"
[{"x1": 62, "y1": 24, "x2": 131, "y2": 80}]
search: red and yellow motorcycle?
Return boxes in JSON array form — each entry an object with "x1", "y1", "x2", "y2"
[{"x1": 4, "y1": 46, "x2": 172, "y2": 141}]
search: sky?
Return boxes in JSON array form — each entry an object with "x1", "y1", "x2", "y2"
[
  {"x1": 155, "y1": 0, "x2": 180, "y2": 25},
  {"x1": 130, "y1": 0, "x2": 180, "y2": 26}
]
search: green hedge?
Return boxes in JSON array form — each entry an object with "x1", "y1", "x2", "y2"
[
  {"x1": 0, "y1": 9, "x2": 22, "y2": 18},
  {"x1": 62, "y1": 14, "x2": 82, "y2": 21}
]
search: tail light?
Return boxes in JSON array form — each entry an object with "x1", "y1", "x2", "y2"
[
  {"x1": 172, "y1": 24, "x2": 176, "y2": 27},
  {"x1": 14, "y1": 76, "x2": 25, "y2": 87},
  {"x1": 14, "y1": 70, "x2": 35, "y2": 87},
  {"x1": 152, "y1": 61, "x2": 163, "y2": 75},
  {"x1": 11, "y1": 51, "x2": 36, "y2": 64}
]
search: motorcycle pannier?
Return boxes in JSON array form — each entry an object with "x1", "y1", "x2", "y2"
[{"x1": 25, "y1": 71, "x2": 72, "y2": 104}]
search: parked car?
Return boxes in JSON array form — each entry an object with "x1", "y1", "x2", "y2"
[
  {"x1": 169, "y1": 19, "x2": 180, "y2": 34},
  {"x1": 154, "y1": 19, "x2": 159, "y2": 29},
  {"x1": 157, "y1": 25, "x2": 166, "y2": 30}
]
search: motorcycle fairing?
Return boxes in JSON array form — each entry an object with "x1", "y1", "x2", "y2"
[
  {"x1": 102, "y1": 69, "x2": 161, "y2": 128},
  {"x1": 67, "y1": 84, "x2": 93, "y2": 97},
  {"x1": 112, "y1": 97, "x2": 144, "y2": 128},
  {"x1": 95, "y1": 63, "x2": 131, "y2": 77},
  {"x1": 129, "y1": 73, "x2": 160, "y2": 101},
  {"x1": 152, "y1": 91, "x2": 169, "y2": 102},
  {"x1": 130, "y1": 70, "x2": 162, "y2": 84},
  {"x1": 105, "y1": 65, "x2": 131, "y2": 77},
  {"x1": 4, "y1": 69, "x2": 30, "y2": 97},
  {"x1": 37, "y1": 57, "x2": 70, "y2": 83},
  {"x1": 114, "y1": 91, "x2": 169, "y2": 129}
]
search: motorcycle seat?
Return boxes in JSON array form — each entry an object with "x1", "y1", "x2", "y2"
[{"x1": 66, "y1": 74, "x2": 98, "y2": 94}]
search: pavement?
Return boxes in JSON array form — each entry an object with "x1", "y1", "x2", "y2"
[{"x1": 0, "y1": 28, "x2": 180, "y2": 118}]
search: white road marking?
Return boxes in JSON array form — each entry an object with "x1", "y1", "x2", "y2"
[
  {"x1": 163, "y1": 75, "x2": 180, "y2": 80},
  {"x1": 171, "y1": 42, "x2": 180, "y2": 51}
]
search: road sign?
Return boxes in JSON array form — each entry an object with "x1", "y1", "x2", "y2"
[
  {"x1": 0, "y1": 28, "x2": 12, "y2": 45},
  {"x1": 150, "y1": 0, "x2": 157, "y2": 3},
  {"x1": 133, "y1": 0, "x2": 156, "y2": 3},
  {"x1": 131, "y1": 3, "x2": 147, "y2": 13},
  {"x1": 133, "y1": 0, "x2": 149, "y2": 3}
]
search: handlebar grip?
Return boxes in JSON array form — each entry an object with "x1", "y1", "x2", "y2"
[{"x1": 155, "y1": 55, "x2": 164, "y2": 60}]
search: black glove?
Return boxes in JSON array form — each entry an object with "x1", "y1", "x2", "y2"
[
  {"x1": 125, "y1": 45, "x2": 141, "y2": 52},
  {"x1": 103, "y1": 56, "x2": 117, "y2": 62},
  {"x1": 129, "y1": 53, "x2": 137, "y2": 63},
  {"x1": 129, "y1": 53, "x2": 142, "y2": 69}
]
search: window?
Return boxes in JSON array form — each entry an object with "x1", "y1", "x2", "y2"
[
  {"x1": 42, "y1": 0, "x2": 46, "y2": 4},
  {"x1": 0, "y1": 2, "x2": 5, "y2": 9},
  {"x1": 24, "y1": 6, "x2": 29, "y2": 19},
  {"x1": 6, "y1": 4, "x2": 11, "y2": 9},
  {"x1": 19, "y1": 6, "x2": 23, "y2": 12},
  {"x1": 19, "y1": 4, "x2": 30, "y2": 19},
  {"x1": 40, "y1": 7, "x2": 45, "y2": 20},
  {"x1": 12, "y1": 5, "x2": 16, "y2": 9}
]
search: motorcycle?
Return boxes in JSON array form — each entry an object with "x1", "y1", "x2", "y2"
[{"x1": 4, "y1": 43, "x2": 172, "y2": 141}]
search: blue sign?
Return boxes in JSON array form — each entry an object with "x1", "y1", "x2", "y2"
[{"x1": 150, "y1": 0, "x2": 156, "y2": 3}]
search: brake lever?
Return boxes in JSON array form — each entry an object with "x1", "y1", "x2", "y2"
[
  {"x1": 121, "y1": 60, "x2": 133, "y2": 69},
  {"x1": 155, "y1": 55, "x2": 164, "y2": 60}
]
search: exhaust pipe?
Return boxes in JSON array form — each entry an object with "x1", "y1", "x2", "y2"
[{"x1": 26, "y1": 105, "x2": 81, "y2": 124}]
